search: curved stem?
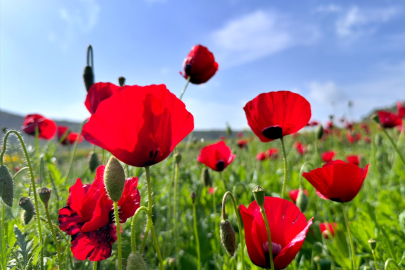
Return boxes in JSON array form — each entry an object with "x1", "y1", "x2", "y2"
[
  {"x1": 221, "y1": 191, "x2": 245, "y2": 270},
  {"x1": 384, "y1": 258, "x2": 400, "y2": 270},
  {"x1": 173, "y1": 162, "x2": 179, "y2": 262},
  {"x1": 179, "y1": 76, "x2": 191, "y2": 100},
  {"x1": 280, "y1": 138, "x2": 288, "y2": 199},
  {"x1": 192, "y1": 203, "x2": 201, "y2": 270},
  {"x1": 342, "y1": 203, "x2": 356, "y2": 270},
  {"x1": 380, "y1": 126, "x2": 405, "y2": 169},
  {"x1": 12, "y1": 167, "x2": 29, "y2": 179},
  {"x1": 114, "y1": 202, "x2": 122, "y2": 270},
  {"x1": 44, "y1": 204, "x2": 62, "y2": 269},
  {"x1": 131, "y1": 206, "x2": 148, "y2": 253},
  {"x1": 65, "y1": 119, "x2": 86, "y2": 182},
  {"x1": 259, "y1": 206, "x2": 275, "y2": 270}
]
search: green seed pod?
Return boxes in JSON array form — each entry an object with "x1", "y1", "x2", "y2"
[
  {"x1": 252, "y1": 185, "x2": 265, "y2": 207},
  {"x1": 38, "y1": 187, "x2": 51, "y2": 207},
  {"x1": 104, "y1": 157, "x2": 126, "y2": 202},
  {"x1": 398, "y1": 211, "x2": 405, "y2": 233},
  {"x1": 83, "y1": 66, "x2": 94, "y2": 92},
  {"x1": 19, "y1": 197, "x2": 35, "y2": 224},
  {"x1": 126, "y1": 252, "x2": 147, "y2": 270},
  {"x1": 89, "y1": 152, "x2": 100, "y2": 173},
  {"x1": 220, "y1": 220, "x2": 236, "y2": 257},
  {"x1": 202, "y1": 168, "x2": 211, "y2": 187},
  {"x1": 368, "y1": 238, "x2": 377, "y2": 251},
  {"x1": 0, "y1": 165, "x2": 14, "y2": 207},
  {"x1": 190, "y1": 191, "x2": 197, "y2": 204},
  {"x1": 296, "y1": 188, "x2": 309, "y2": 212},
  {"x1": 118, "y1": 76, "x2": 126, "y2": 87},
  {"x1": 316, "y1": 124, "x2": 324, "y2": 140},
  {"x1": 174, "y1": 153, "x2": 182, "y2": 165}
]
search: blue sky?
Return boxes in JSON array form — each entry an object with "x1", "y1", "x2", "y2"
[{"x1": 1, "y1": 0, "x2": 405, "y2": 129}]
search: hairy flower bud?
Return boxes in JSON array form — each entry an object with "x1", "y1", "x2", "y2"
[
  {"x1": 126, "y1": 252, "x2": 147, "y2": 270},
  {"x1": 104, "y1": 157, "x2": 126, "y2": 202},
  {"x1": 202, "y1": 168, "x2": 211, "y2": 187},
  {"x1": 296, "y1": 188, "x2": 309, "y2": 212},
  {"x1": 83, "y1": 66, "x2": 94, "y2": 92},
  {"x1": 19, "y1": 197, "x2": 35, "y2": 224},
  {"x1": 315, "y1": 124, "x2": 324, "y2": 140},
  {"x1": 174, "y1": 153, "x2": 182, "y2": 165},
  {"x1": 0, "y1": 165, "x2": 14, "y2": 207},
  {"x1": 38, "y1": 187, "x2": 51, "y2": 207},
  {"x1": 190, "y1": 191, "x2": 197, "y2": 204},
  {"x1": 368, "y1": 238, "x2": 377, "y2": 251},
  {"x1": 220, "y1": 219, "x2": 236, "y2": 256},
  {"x1": 89, "y1": 152, "x2": 100, "y2": 173},
  {"x1": 118, "y1": 76, "x2": 126, "y2": 87},
  {"x1": 252, "y1": 185, "x2": 265, "y2": 208}
]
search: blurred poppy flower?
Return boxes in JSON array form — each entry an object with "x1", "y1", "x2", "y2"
[
  {"x1": 237, "y1": 132, "x2": 244, "y2": 138},
  {"x1": 346, "y1": 155, "x2": 359, "y2": 166},
  {"x1": 294, "y1": 142, "x2": 305, "y2": 155},
  {"x1": 85, "y1": 82, "x2": 121, "y2": 115},
  {"x1": 377, "y1": 111, "x2": 402, "y2": 128},
  {"x1": 256, "y1": 152, "x2": 267, "y2": 161},
  {"x1": 208, "y1": 187, "x2": 215, "y2": 195},
  {"x1": 239, "y1": 197, "x2": 313, "y2": 269},
  {"x1": 57, "y1": 126, "x2": 83, "y2": 146},
  {"x1": 288, "y1": 189, "x2": 309, "y2": 203},
  {"x1": 58, "y1": 166, "x2": 140, "y2": 261},
  {"x1": 398, "y1": 102, "x2": 405, "y2": 119},
  {"x1": 237, "y1": 139, "x2": 249, "y2": 149},
  {"x1": 326, "y1": 121, "x2": 333, "y2": 130},
  {"x1": 364, "y1": 137, "x2": 371, "y2": 144},
  {"x1": 197, "y1": 141, "x2": 235, "y2": 172},
  {"x1": 244, "y1": 91, "x2": 311, "y2": 142},
  {"x1": 360, "y1": 123, "x2": 370, "y2": 134},
  {"x1": 321, "y1": 151, "x2": 335, "y2": 163},
  {"x1": 302, "y1": 160, "x2": 369, "y2": 202},
  {"x1": 266, "y1": 148, "x2": 279, "y2": 159},
  {"x1": 180, "y1": 45, "x2": 218, "y2": 84},
  {"x1": 320, "y1": 222, "x2": 337, "y2": 239},
  {"x1": 22, "y1": 114, "x2": 57, "y2": 140},
  {"x1": 307, "y1": 120, "x2": 319, "y2": 127},
  {"x1": 344, "y1": 122, "x2": 353, "y2": 130},
  {"x1": 82, "y1": 84, "x2": 194, "y2": 167},
  {"x1": 219, "y1": 135, "x2": 226, "y2": 141},
  {"x1": 347, "y1": 132, "x2": 361, "y2": 143}
]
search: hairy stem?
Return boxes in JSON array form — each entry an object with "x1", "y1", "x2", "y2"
[
  {"x1": 192, "y1": 202, "x2": 201, "y2": 270},
  {"x1": 280, "y1": 137, "x2": 288, "y2": 199},
  {"x1": 342, "y1": 203, "x2": 356, "y2": 270}
]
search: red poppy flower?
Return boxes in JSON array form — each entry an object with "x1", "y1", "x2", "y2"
[
  {"x1": 307, "y1": 120, "x2": 319, "y2": 127},
  {"x1": 82, "y1": 84, "x2": 194, "y2": 167},
  {"x1": 288, "y1": 189, "x2": 309, "y2": 203},
  {"x1": 244, "y1": 91, "x2": 311, "y2": 142},
  {"x1": 237, "y1": 139, "x2": 249, "y2": 149},
  {"x1": 197, "y1": 141, "x2": 235, "y2": 172},
  {"x1": 239, "y1": 197, "x2": 313, "y2": 269},
  {"x1": 346, "y1": 155, "x2": 359, "y2": 166},
  {"x1": 326, "y1": 121, "x2": 333, "y2": 129},
  {"x1": 237, "y1": 132, "x2": 244, "y2": 138},
  {"x1": 364, "y1": 137, "x2": 371, "y2": 143},
  {"x1": 360, "y1": 123, "x2": 370, "y2": 134},
  {"x1": 302, "y1": 160, "x2": 369, "y2": 202},
  {"x1": 344, "y1": 122, "x2": 353, "y2": 130},
  {"x1": 347, "y1": 132, "x2": 361, "y2": 143},
  {"x1": 319, "y1": 222, "x2": 337, "y2": 239},
  {"x1": 57, "y1": 126, "x2": 83, "y2": 145},
  {"x1": 377, "y1": 111, "x2": 402, "y2": 128},
  {"x1": 180, "y1": 45, "x2": 218, "y2": 84},
  {"x1": 58, "y1": 166, "x2": 140, "y2": 261},
  {"x1": 85, "y1": 82, "x2": 121, "y2": 115},
  {"x1": 321, "y1": 151, "x2": 335, "y2": 163},
  {"x1": 294, "y1": 142, "x2": 305, "y2": 155},
  {"x1": 256, "y1": 152, "x2": 267, "y2": 161},
  {"x1": 398, "y1": 102, "x2": 405, "y2": 119},
  {"x1": 219, "y1": 135, "x2": 226, "y2": 141},
  {"x1": 266, "y1": 148, "x2": 279, "y2": 159},
  {"x1": 208, "y1": 187, "x2": 215, "y2": 195},
  {"x1": 22, "y1": 114, "x2": 57, "y2": 140}
]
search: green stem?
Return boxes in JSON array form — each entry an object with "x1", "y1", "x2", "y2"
[
  {"x1": 66, "y1": 119, "x2": 86, "y2": 182},
  {"x1": 44, "y1": 204, "x2": 62, "y2": 269},
  {"x1": 93, "y1": 261, "x2": 99, "y2": 270},
  {"x1": 114, "y1": 202, "x2": 122, "y2": 270},
  {"x1": 280, "y1": 137, "x2": 288, "y2": 199},
  {"x1": 259, "y1": 206, "x2": 275, "y2": 270},
  {"x1": 179, "y1": 76, "x2": 191, "y2": 100},
  {"x1": 131, "y1": 206, "x2": 148, "y2": 253},
  {"x1": 12, "y1": 167, "x2": 29, "y2": 179},
  {"x1": 384, "y1": 258, "x2": 400, "y2": 270},
  {"x1": 342, "y1": 203, "x2": 356, "y2": 270},
  {"x1": 35, "y1": 126, "x2": 39, "y2": 167},
  {"x1": 173, "y1": 162, "x2": 179, "y2": 262},
  {"x1": 221, "y1": 192, "x2": 245, "y2": 270},
  {"x1": 192, "y1": 202, "x2": 201, "y2": 270},
  {"x1": 212, "y1": 187, "x2": 220, "y2": 254},
  {"x1": 372, "y1": 251, "x2": 379, "y2": 270},
  {"x1": 380, "y1": 125, "x2": 405, "y2": 169}
]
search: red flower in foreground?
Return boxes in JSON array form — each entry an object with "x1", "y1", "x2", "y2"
[
  {"x1": 244, "y1": 91, "x2": 311, "y2": 142},
  {"x1": 266, "y1": 148, "x2": 279, "y2": 159},
  {"x1": 288, "y1": 189, "x2": 309, "y2": 203},
  {"x1": 82, "y1": 84, "x2": 194, "y2": 167},
  {"x1": 346, "y1": 155, "x2": 359, "y2": 166},
  {"x1": 321, "y1": 151, "x2": 335, "y2": 163},
  {"x1": 398, "y1": 102, "x2": 405, "y2": 119},
  {"x1": 22, "y1": 114, "x2": 57, "y2": 140},
  {"x1": 237, "y1": 139, "x2": 249, "y2": 149},
  {"x1": 57, "y1": 126, "x2": 83, "y2": 145},
  {"x1": 256, "y1": 152, "x2": 267, "y2": 161},
  {"x1": 319, "y1": 222, "x2": 337, "y2": 239},
  {"x1": 303, "y1": 160, "x2": 369, "y2": 202},
  {"x1": 377, "y1": 111, "x2": 402, "y2": 128},
  {"x1": 239, "y1": 197, "x2": 313, "y2": 269},
  {"x1": 85, "y1": 82, "x2": 120, "y2": 115},
  {"x1": 295, "y1": 142, "x2": 305, "y2": 155},
  {"x1": 180, "y1": 45, "x2": 218, "y2": 84},
  {"x1": 58, "y1": 166, "x2": 140, "y2": 261},
  {"x1": 197, "y1": 141, "x2": 235, "y2": 172}
]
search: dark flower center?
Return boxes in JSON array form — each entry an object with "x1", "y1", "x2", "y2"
[
  {"x1": 263, "y1": 241, "x2": 282, "y2": 267},
  {"x1": 262, "y1": 126, "x2": 283, "y2": 140},
  {"x1": 185, "y1": 63, "x2": 192, "y2": 75},
  {"x1": 145, "y1": 148, "x2": 159, "y2": 166},
  {"x1": 216, "y1": 160, "x2": 225, "y2": 171},
  {"x1": 330, "y1": 198, "x2": 342, "y2": 203}
]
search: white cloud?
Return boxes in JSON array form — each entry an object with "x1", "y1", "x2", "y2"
[
  {"x1": 315, "y1": 4, "x2": 342, "y2": 13},
  {"x1": 211, "y1": 10, "x2": 320, "y2": 67},
  {"x1": 308, "y1": 81, "x2": 346, "y2": 104}
]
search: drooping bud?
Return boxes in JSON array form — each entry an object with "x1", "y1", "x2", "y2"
[
  {"x1": 190, "y1": 191, "x2": 197, "y2": 204},
  {"x1": 118, "y1": 76, "x2": 126, "y2": 87},
  {"x1": 38, "y1": 187, "x2": 51, "y2": 207},
  {"x1": 315, "y1": 124, "x2": 324, "y2": 140},
  {"x1": 371, "y1": 114, "x2": 380, "y2": 125},
  {"x1": 83, "y1": 66, "x2": 94, "y2": 92},
  {"x1": 18, "y1": 197, "x2": 35, "y2": 224},
  {"x1": 252, "y1": 185, "x2": 265, "y2": 208},
  {"x1": 104, "y1": 157, "x2": 126, "y2": 202},
  {"x1": 0, "y1": 165, "x2": 14, "y2": 207},
  {"x1": 89, "y1": 152, "x2": 100, "y2": 173},
  {"x1": 174, "y1": 153, "x2": 182, "y2": 165},
  {"x1": 202, "y1": 168, "x2": 211, "y2": 187},
  {"x1": 296, "y1": 188, "x2": 309, "y2": 212},
  {"x1": 220, "y1": 220, "x2": 236, "y2": 257},
  {"x1": 398, "y1": 211, "x2": 405, "y2": 233},
  {"x1": 126, "y1": 252, "x2": 147, "y2": 270},
  {"x1": 368, "y1": 238, "x2": 377, "y2": 251}
]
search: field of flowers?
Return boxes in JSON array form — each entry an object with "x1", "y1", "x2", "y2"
[{"x1": 0, "y1": 45, "x2": 404, "y2": 270}]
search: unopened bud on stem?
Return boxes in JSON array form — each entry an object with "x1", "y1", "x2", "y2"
[
  {"x1": 126, "y1": 252, "x2": 147, "y2": 270},
  {"x1": 38, "y1": 187, "x2": 51, "y2": 207},
  {"x1": 316, "y1": 125, "x2": 324, "y2": 140},
  {"x1": 190, "y1": 191, "x2": 197, "y2": 204},
  {"x1": 296, "y1": 188, "x2": 309, "y2": 212},
  {"x1": 0, "y1": 165, "x2": 14, "y2": 207},
  {"x1": 174, "y1": 153, "x2": 182, "y2": 165},
  {"x1": 220, "y1": 220, "x2": 236, "y2": 256},
  {"x1": 89, "y1": 152, "x2": 100, "y2": 173},
  {"x1": 118, "y1": 76, "x2": 126, "y2": 86},
  {"x1": 19, "y1": 197, "x2": 35, "y2": 224},
  {"x1": 202, "y1": 168, "x2": 211, "y2": 187},
  {"x1": 104, "y1": 157, "x2": 126, "y2": 202}
]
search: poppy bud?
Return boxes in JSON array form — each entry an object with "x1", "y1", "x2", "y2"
[
  {"x1": 375, "y1": 134, "x2": 383, "y2": 146},
  {"x1": 104, "y1": 157, "x2": 126, "y2": 202},
  {"x1": 38, "y1": 187, "x2": 51, "y2": 207},
  {"x1": 202, "y1": 168, "x2": 211, "y2": 187},
  {"x1": 371, "y1": 114, "x2": 380, "y2": 125},
  {"x1": 0, "y1": 165, "x2": 14, "y2": 207},
  {"x1": 174, "y1": 153, "x2": 182, "y2": 165},
  {"x1": 252, "y1": 185, "x2": 265, "y2": 208},
  {"x1": 315, "y1": 124, "x2": 324, "y2": 140},
  {"x1": 368, "y1": 238, "x2": 377, "y2": 251},
  {"x1": 226, "y1": 122, "x2": 232, "y2": 136},
  {"x1": 2, "y1": 127, "x2": 7, "y2": 134},
  {"x1": 220, "y1": 219, "x2": 236, "y2": 256},
  {"x1": 18, "y1": 197, "x2": 35, "y2": 224},
  {"x1": 89, "y1": 152, "x2": 100, "y2": 173},
  {"x1": 168, "y1": 258, "x2": 176, "y2": 267},
  {"x1": 190, "y1": 191, "x2": 197, "y2": 204},
  {"x1": 83, "y1": 66, "x2": 94, "y2": 92},
  {"x1": 296, "y1": 188, "x2": 309, "y2": 212},
  {"x1": 118, "y1": 76, "x2": 126, "y2": 87},
  {"x1": 126, "y1": 252, "x2": 147, "y2": 270},
  {"x1": 398, "y1": 211, "x2": 405, "y2": 233}
]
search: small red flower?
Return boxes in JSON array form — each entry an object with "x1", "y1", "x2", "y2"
[
  {"x1": 57, "y1": 126, "x2": 83, "y2": 145},
  {"x1": 208, "y1": 187, "x2": 215, "y2": 195},
  {"x1": 58, "y1": 166, "x2": 140, "y2": 261},
  {"x1": 288, "y1": 189, "x2": 309, "y2": 203},
  {"x1": 360, "y1": 123, "x2": 370, "y2": 134},
  {"x1": 321, "y1": 151, "x2": 335, "y2": 163},
  {"x1": 266, "y1": 148, "x2": 279, "y2": 159},
  {"x1": 294, "y1": 142, "x2": 305, "y2": 155},
  {"x1": 398, "y1": 102, "x2": 405, "y2": 119},
  {"x1": 239, "y1": 197, "x2": 313, "y2": 269},
  {"x1": 237, "y1": 132, "x2": 244, "y2": 138},
  {"x1": 197, "y1": 141, "x2": 235, "y2": 172},
  {"x1": 377, "y1": 111, "x2": 402, "y2": 128},
  {"x1": 364, "y1": 137, "x2": 371, "y2": 143},
  {"x1": 346, "y1": 155, "x2": 359, "y2": 166},
  {"x1": 85, "y1": 82, "x2": 120, "y2": 115},
  {"x1": 22, "y1": 114, "x2": 57, "y2": 140},
  {"x1": 219, "y1": 135, "x2": 226, "y2": 141},
  {"x1": 307, "y1": 120, "x2": 319, "y2": 127},
  {"x1": 347, "y1": 132, "x2": 361, "y2": 143},
  {"x1": 344, "y1": 122, "x2": 353, "y2": 130},
  {"x1": 180, "y1": 45, "x2": 218, "y2": 84},
  {"x1": 319, "y1": 222, "x2": 337, "y2": 239},
  {"x1": 244, "y1": 91, "x2": 311, "y2": 142},
  {"x1": 237, "y1": 139, "x2": 249, "y2": 149},
  {"x1": 256, "y1": 152, "x2": 267, "y2": 161},
  {"x1": 302, "y1": 160, "x2": 369, "y2": 202},
  {"x1": 326, "y1": 121, "x2": 333, "y2": 129},
  {"x1": 82, "y1": 84, "x2": 194, "y2": 167}
]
